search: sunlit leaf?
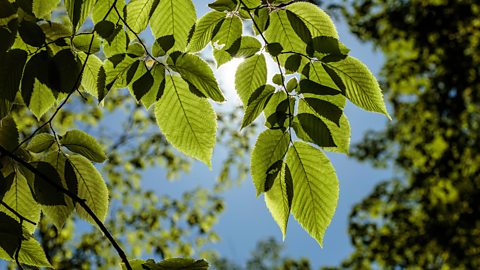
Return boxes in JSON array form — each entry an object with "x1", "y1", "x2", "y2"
[
  {"x1": 68, "y1": 155, "x2": 109, "y2": 224},
  {"x1": 251, "y1": 129, "x2": 290, "y2": 196},
  {"x1": 60, "y1": 129, "x2": 108, "y2": 163},
  {"x1": 173, "y1": 53, "x2": 225, "y2": 102},
  {"x1": 65, "y1": 0, "x2": 95, "y2": 30},
  {"x1": 155, "y1": 75, "x2": 216, "y2": 167},
  {"x1": 235, "y1": 54, "x2": 267, "y2": 107},
  {"x1": 187, "y1": 11, "x2": 225, "y2": 52},
  {"x1": 150, "y1": 0, "x2": 196, "y2": 52},
  {"x1": 287, "y1": 141, "x2": 339, "y2": 247},
  {"x1": 27, "y1": 133, "x2": 55, "y2": 153},
  {"x1": 241, "y1": 85, "x2": 275, "y2": 129},
  {"x1": 125, "y1": 0, "x2": 157, "y2": 33},
  {"x1": 323, "y1": 56, "x2": 391, "y2": 118},
  {"x1": 265, "y1": 162, "x2": 293, "y2": 239},
  {"x1": 212, "y1": 15, "x2": 242, "y2": 50}
]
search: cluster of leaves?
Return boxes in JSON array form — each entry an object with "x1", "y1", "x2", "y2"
[{"x1": 0, "y1": 0, "x2": 388, "y2": 269}]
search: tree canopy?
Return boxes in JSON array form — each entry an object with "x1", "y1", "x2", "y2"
[
  {"x1": 332, "y1": 0, "x2": 480, "y2": 269},
  {"x1": 0, "y1": 0, "x2": 388, "y2": 269}
]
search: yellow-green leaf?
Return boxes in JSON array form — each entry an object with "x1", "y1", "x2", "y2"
[
  {"x1": 286, "y1": 141, "x2": 339, "y2": 247},
  {"x1": 155, "y1": 75, "x2": 216, "y2": 167}
]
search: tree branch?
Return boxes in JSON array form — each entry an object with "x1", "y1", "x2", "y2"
[
  {"x1": 0, "y1": 200, "x2": 37, "y2": 226},
  {"x1": 0, "y1": 145, "x2": 132, "y2": 270}
]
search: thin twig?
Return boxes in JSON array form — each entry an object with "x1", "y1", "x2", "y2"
[
  {"x1": 239, "y1": 0, "x2": 295, "y2": 143},
  {"x1": 0, "y1": 145, "x2": 132, "y2": 270},
  {"x1": 0, "y1": 200, "x2": 37, "y2": 225}
]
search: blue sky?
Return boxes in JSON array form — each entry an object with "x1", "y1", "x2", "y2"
[{"x1": 140, "y1": 1, "x2": 393, "y2": 268}]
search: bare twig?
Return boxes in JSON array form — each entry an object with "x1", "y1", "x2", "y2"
[{"x1": 0, "y1": 200, "x2": 37, "y2": 225}]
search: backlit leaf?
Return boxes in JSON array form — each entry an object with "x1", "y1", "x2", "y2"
[
  {"x1": 27, "y1": 133, "x2": 55, "y2": 153},
  {"x1": 125, "y1": 0, "x2": 157, "y2": 33},
  {"x1": 68, "y1": 154, "x2": 109, "y2": 224},
  {"x1": 60, "y1": 129, "x2": 108, "y2": 163},
  {"x1": 235, "y1": 54, "x2": 267, "y2": 107},
  {"x1": 251, "y1": 129, "x2": 290, "y2": 196},
  {"x1": 187, "y1": 11, "x2": 225, "y2": 52},
  {"x1": 0, "y1": 173, "x2": 40, "y2": 233},
  {"x1": 324, "y1": 56, "x2": 391, "y2": 118},
  {"x1": 65, "y1": 0, "x2": 95, "y2": 30},
  {"x1": 150, "y1": 0, "x2": 196, "y2": 52},
  {"x1": 212, "y1": 15, "x2": 242, "y2": 50},
  {"x1": 173, "y1": 53, "x2": 225, "y2": 102},
  {"x1": 287, "y1": 141, "x2": 339, "y2": 247},
  {"x1": 265, "y1": 162, "x2": 293, "y2": 239},
  {"x1": 241, "y1": 85, "x2": 275, "y2": 129},
  {"x1": 155, "y1": 75, "x2": 216, "y2": 167}
]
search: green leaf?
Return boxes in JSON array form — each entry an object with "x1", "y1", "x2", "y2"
[
  {"x1": 32, "y1": 0, "x2": 60, "y2": 19},
  {"x1": 125, "y1": 0, "x2": 157, "y2": 33},
  {"x1": 143, "y1": 258, "x2": 209, "y2": 270},
  {"x1": 104, "y1": 28, "x2": 128, "y2": 58},
  {"x1": 265, "y1": 9, "x2": 306, "y2": 62},
  {"x1": 209, "y1": 0, "x2": 237, "y2": 12},
  {"x1": 155, "y1": 75, "x2": 216, "y2": 167},
  {"x1": 0, "y1": 49, "x2": 27, "y2": 102},
  {"x1": 18, "y1": 20, "x2": 45, "y2": 47},
  {"x1": 68, "y1": 154, "x2": 109, "y2": 224},
  {"x1": 295, "y1": 113, "x2": 336, "y2": 147},
  {"x1": 141, "y1": 64, "x2": 165, "y2": 109},
  {"x1": 285, "y1": 54, "x2": 302, "y2": 73},
  {"x1": 0, "y1": 27, "x2": 15, "y2": 53},
  {"x1": 266, "y1": 42, "x2": 283, "y2": 57},
  {"x1": 150, "y1": 0, "x2": 196, "y2": 52},
  {"x1": 286, "y1": 2, "x2": 338, "y2": 39},
  {"x1": 298, "y1": 97, "x2": 350, "y2": 154},
  {"x1": 0, "y1": 173, "x2": 40, "y2": 234},
  {"x1": 0, "y1": 232, "x2": 52, "y2": 267},
  {"x1": 94, "y1": 20, "x2": 115, "y2": 39},
  {"x1": 286, "y1": 77, "x2": 298, "y2": 92},
  {"x1": 226, "y1": 36, "x2": 262, "y2": 58},
  {"x1": 49, "y1": 49, "x2": 82, "y2": 93},
  {"x1": 241, "y1": 85, "x2": 275, "y2": 128},
  {"x1": 28, "y1": 79, "x2": 56, "y2": 120},
  {"x1": 298, "y1": 79, "x2": 341, "y2": 96},
  {"x1": 265, "y1": 162, "x2": 293, "y2": 239},
  {"x1": 213, "y1": 48, "x2": 232, "y2": 68},
  {"x1": 27, "y1": 133, "x2": 55, "y2": 153},
  {"x1": 104, "y1": 55, "x2": 136, "y2": 90},
  {"x1": 21, "y1": 51, "x2": 50, "y2": 106},
  {"x1": 65, "y1": 0, "x2": 96, "y2": 30},
  {"x1": 253, "y1": 7, "x2": 269, "y2": 35},
  {"x1": 0, "y1": 0, "x2": 16, "y2": 19},
  {"x1": 132, "y1": 66, "x2": 154, "y2": 101},
  {"x1": 0, "y1": 116, "x2": 18, "y2": 152},
  {"x1": 212, "y1": 15, "x2": 242, "y2": 50},
  {"x1": 41, "y1": 152, "x2": 75, "y2": 229},
  {"x1": 187, "y1": 11, "x2": 225, "y2": 52},
  {"x1": 72, "y1": 34, "x2": 101, "y2": 54},
  {"x1": 323, "y1": 56, "x2": 391, "y2": 118},
  {"x1": 241, "y1": 0, "x2": 260, "y2": 9},
  {"x1": 286, "y1": 141, "x2": 339, "y2": 247},
  {"x1": 235, "y1": 54, "x2": 267, "y2": 107},
  {"x1": 272, "y1": 74, "x2": 283, "y2": 86},
  {"x1": 286, "y1": 9, "x2": 312, "y2": 44},
  {"x1": 31, "y1": 162, "x2": 66, "y2": 206},
  {"x1": 173, "y1": 53, "x2": 225, "y2": 102},
  {"x1": 157, "y1": 35, "x2": 175, "y2": 53},
  {"x1": 0, "y1": 212, "x2": 23, "y2": 259},
  {"x1": 78, "y1": 52, "x2": 103, "y2": 98},
  {"x1": 251, "y1": 129, "x2": 290, "y2": 196},
  {"x1": 60, "y1": 129, "x2": 107, "y2": 163},
  {"x1": 92, "y1": 0, "x2": 125, "y2": 24},
  {"x1": 263, "y1": 91, "x2": 294, "y2": 129},
  {"x1": 304, "y1": 98, "x2": 342, "y2": 126}
]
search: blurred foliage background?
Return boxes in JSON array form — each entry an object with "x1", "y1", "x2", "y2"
[{"x1": 7, "y1": 0, "x2": 480, "y2": 269}]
